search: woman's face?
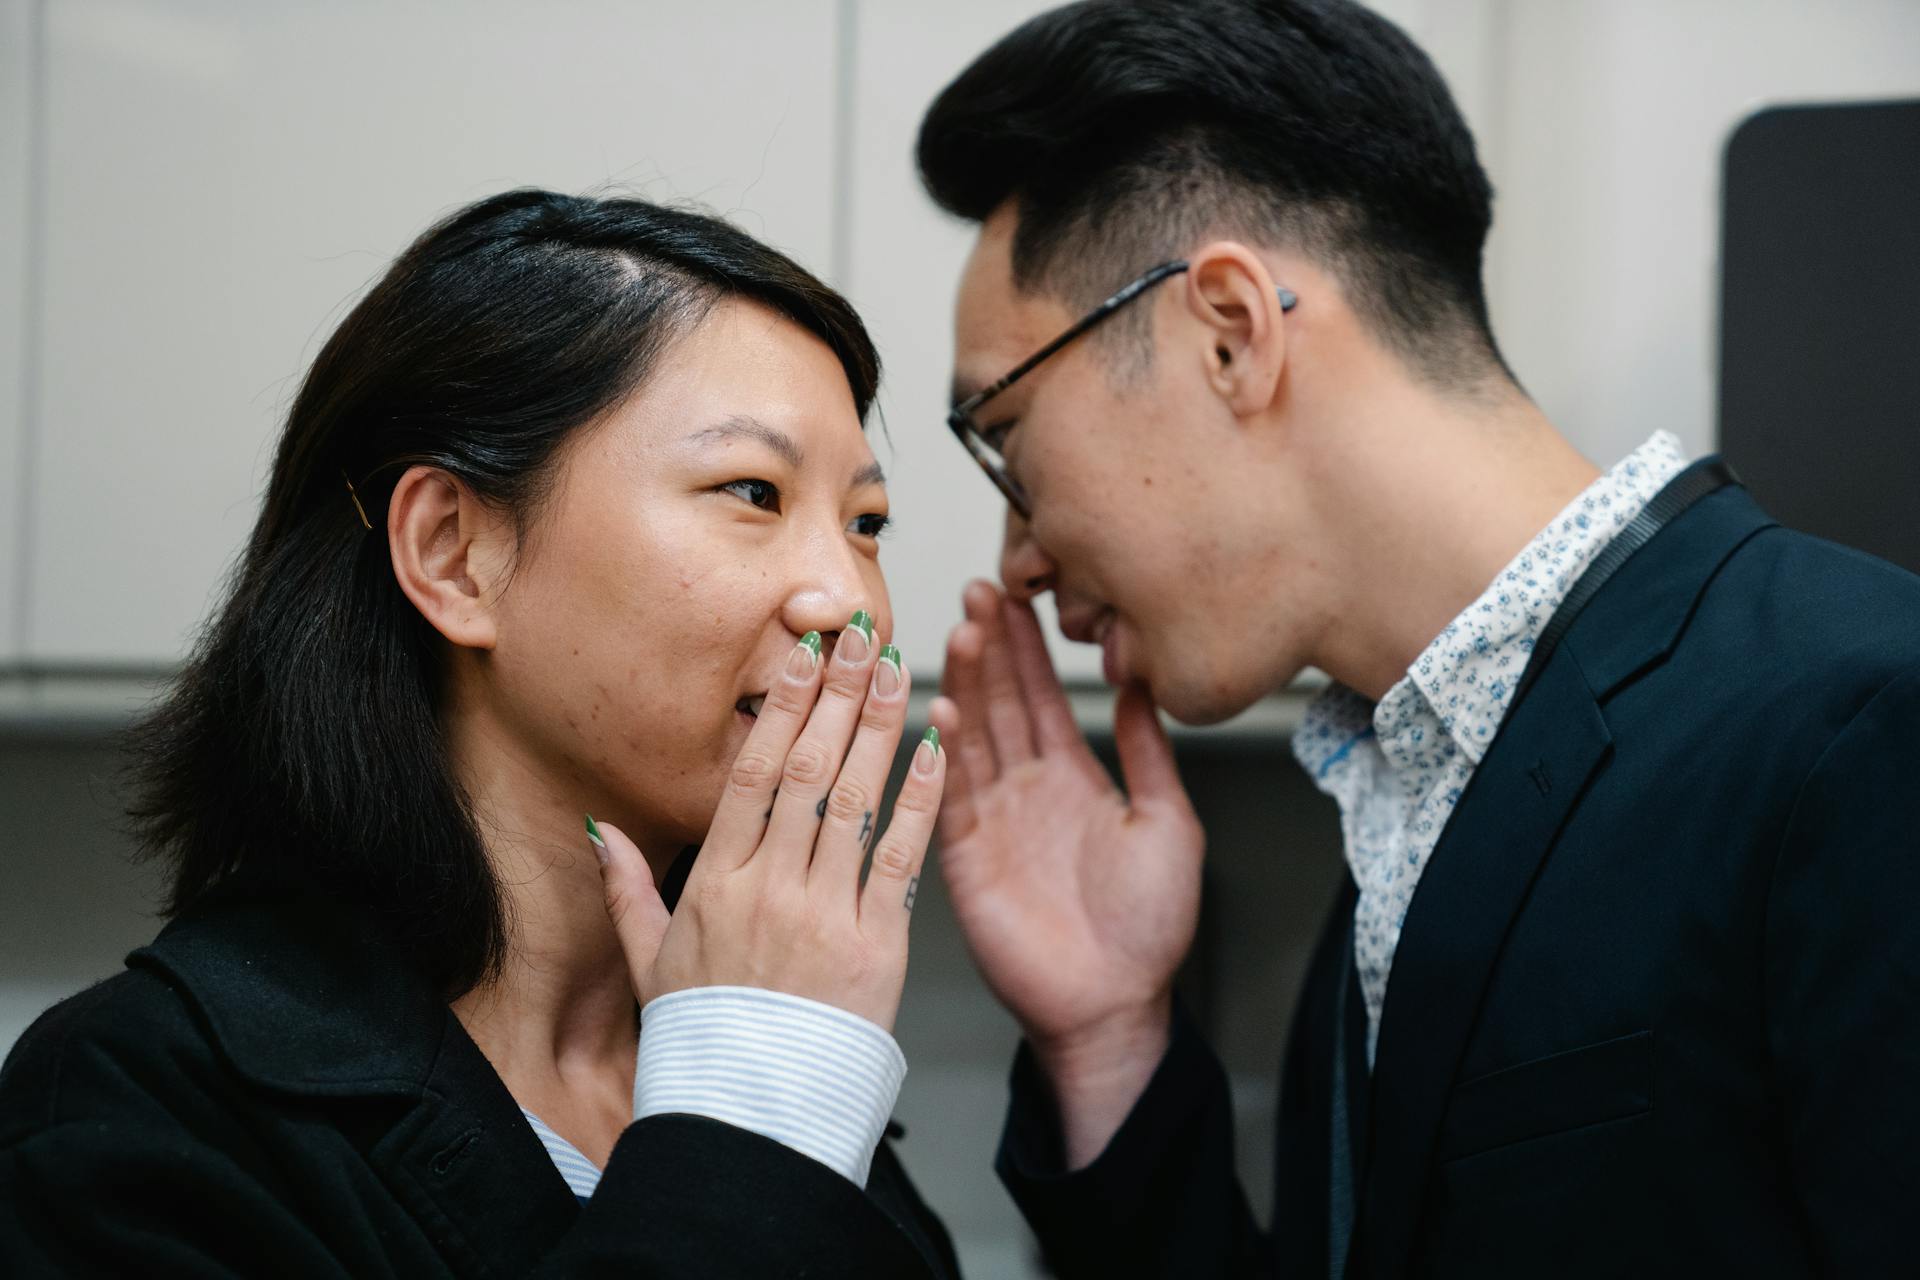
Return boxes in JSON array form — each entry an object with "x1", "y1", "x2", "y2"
[{"x1": 480, "y1": 297, "x2": 892, "y2": 852}]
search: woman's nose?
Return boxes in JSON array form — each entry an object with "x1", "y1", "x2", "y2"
[
  {"x1": 782, "y1": 537, "x2": 880, "y2": 644},
  {"x1": 1000, "y1": 508, "x2": 1056, "y2": 603}
]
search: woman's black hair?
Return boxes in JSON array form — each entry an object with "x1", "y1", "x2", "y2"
[
  {"x1": 916, "y1": 0, "x2": 1508, "y2": 388},
  {"x1": 126, "y1": 189, "x2": 880, "y2": 998}
]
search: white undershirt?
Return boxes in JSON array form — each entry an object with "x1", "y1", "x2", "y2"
[{"x1": 520, "y1": 984, "x2": 905, "y2": 1197}]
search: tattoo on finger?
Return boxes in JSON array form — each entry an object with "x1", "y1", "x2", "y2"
[
  {"x1": 904, "y1": 876, "x2": 919, "y2": 911},
  {"x1": 858, "y1": 810, "x2": 874, "y2": 848},
  {"x1": 815, "y1": 796, "x2": 828, "y2": 820}
]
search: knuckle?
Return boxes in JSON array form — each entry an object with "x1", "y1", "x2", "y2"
[
  {"x1": 894, "y1": 772, "x2": 941, "y2": 813},
  {"x1": 868, "y1": 836, "x2": 916, "y2": 881},
  {"x1": 821, "y1": 666, "x2": 869, "y2": 703},
  {"x1": 824, "y1": 781, "x2": 871, "y2": 825},
  {"x1": 858, "y1": 697, "x2": 901, "y2": 734},
  {"x1": 781, "y1": 743, "x2": 835, "y2": 789},
  {"x1": 727, "y1": 748, "x2": 780, "y2": 796},
  {"x1": 888, "y1": 789, "x2": 940, "y2": 827},
  {"x1": 765, "y1": 679, "x2": 813, "y2": 715}
]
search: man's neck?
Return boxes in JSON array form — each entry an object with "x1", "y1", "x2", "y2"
[{"x1": 1309, "y1": 393, "x2": 1599, "y2": 702}]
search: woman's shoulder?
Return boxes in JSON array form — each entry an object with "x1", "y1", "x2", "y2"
[
  {"x1": 0, "y1": 963, "x2": 215, "y2": 1147},
  {"x1": 2, "y1": 888, "x2": 446, "y2": 1150}
]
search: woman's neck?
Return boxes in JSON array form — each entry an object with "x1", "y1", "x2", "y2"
[{"x1": 442, "y1": 700, "x2": 645, "y2": 1139}]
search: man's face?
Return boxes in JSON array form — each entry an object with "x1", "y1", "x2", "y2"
[{"x1": 949, "y1": 207, "x2": 1312, "y2": 724}]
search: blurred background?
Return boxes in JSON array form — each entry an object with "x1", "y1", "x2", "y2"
[{"x1": 1, "y1": 2, "x2": 1916, "y2": 1275}]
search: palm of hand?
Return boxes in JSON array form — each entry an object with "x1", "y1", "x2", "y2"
[{"x1": 940, "y1": 745, "x2": 1204, "y2": 1045}]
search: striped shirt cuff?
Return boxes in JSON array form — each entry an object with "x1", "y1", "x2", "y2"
[{"x1": 634, "y1": 985, "x2": 907, "y2": 1187}]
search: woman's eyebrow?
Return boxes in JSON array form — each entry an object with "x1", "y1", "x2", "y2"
[
  {"x1": 683, "y1": 415, "x2": 803, "y2": 467},
  {"x1": 851, "y1": 460, "x2": 886, "y2": 489}
]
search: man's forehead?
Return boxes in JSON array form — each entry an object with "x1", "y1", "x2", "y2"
[{"x1": 952, "y1": 210, "x2": 1072, "y2": 397}]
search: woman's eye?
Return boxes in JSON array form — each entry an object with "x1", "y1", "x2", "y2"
[
  {"x1": 851, "y1": 513, "x2": 893, "y2": 539},
  {"x1": 720, "y1": 479, "x2": 780, "y2": 512}
]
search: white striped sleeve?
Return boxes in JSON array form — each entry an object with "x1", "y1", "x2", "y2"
[{"x1": 633, "y1": 985, "x2": 907, "y2": 1187}]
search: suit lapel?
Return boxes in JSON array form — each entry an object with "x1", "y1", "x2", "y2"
[
  {"x1": 1353, "y1": 648, "x2": 1613, "y2": 1278},
  {"x1": 1347, "y1": 481, "x2": 1779, "y2": 1277}
]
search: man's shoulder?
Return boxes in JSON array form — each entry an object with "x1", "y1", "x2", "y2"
[{"x1": 1700, "y1": 523, "x2": 1920, "y2": 689}]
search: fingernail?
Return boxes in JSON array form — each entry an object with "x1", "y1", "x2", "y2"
[
  {"x1": 585, "y1": 813, "x2": 608, "y2": 866},
  {"x1": 788, "y1": 631, "x2": 823, "y2": 679},
  {"x1": 915, "y1": 726, "x2": 940, "y2": 774},
  {"x1": 875, "y1": 644, "x2": 903, "y2": 696},
  {"x1": 839, "y1": 610, "x2": 874, "y2": 664}
]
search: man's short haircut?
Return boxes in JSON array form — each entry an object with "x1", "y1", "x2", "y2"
[{"x1": 916, "y1": 0, "x2": 1510, "y2": 389}]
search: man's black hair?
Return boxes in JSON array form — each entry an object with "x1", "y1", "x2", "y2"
[{"x1": 917, "y1": 0, "x2": 1510, "y2": 388}]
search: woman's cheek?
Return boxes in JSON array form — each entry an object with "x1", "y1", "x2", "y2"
[{"x1": 861, "y1": 560, "x2": 894, "y2": 643}]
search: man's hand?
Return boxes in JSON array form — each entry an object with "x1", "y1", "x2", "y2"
[{"x1": 932, "y1": 582, "x2": 1204, "y2": 1166}]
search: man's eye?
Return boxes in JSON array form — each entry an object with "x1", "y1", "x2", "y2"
[
  {"x1": 720, "y1": 479, "x2": 780, "y2": 511},
  {"x1": 981, "y1": 419, "x2": 1017, "y2": 453},
  {"x1": 851, "y1": 513, "x2": 893, "y2": 539}
]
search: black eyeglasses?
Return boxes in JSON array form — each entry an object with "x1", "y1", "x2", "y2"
[{"x1": 946, "y1": 259, "x2": 1298, "y2": 519}]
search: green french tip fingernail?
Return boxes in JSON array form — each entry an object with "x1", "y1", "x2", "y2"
[
  {"x1": 802, "y1": 631, "x2": 824, "y2": 658},
  {"x1": 849, "y1": 609, "x2": 875, "y2": 640},
  {"x1": 880, "y1": 643, "x2": 902, "y2": 670},
  {"x1": 922, "y1": 726, "x2": 941, "y2": 753},
  {"x1": 584, "y1": 813, "x2": 606, "y2": 847}
]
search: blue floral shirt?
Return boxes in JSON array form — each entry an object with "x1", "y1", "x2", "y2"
[{"x1": 1292, "y1": 431, "x2": 1690, "y2": 1064}]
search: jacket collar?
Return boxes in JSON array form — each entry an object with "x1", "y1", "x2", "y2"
[
  {"x1": 1352, "y1": 476, "x2": 1777, "y2": 1278},
  {"x1": 128, "y1": 884, "x2": 447, "y2": 1098},
  {"x1": 1562, "y1": 478, "x2": 1778, "y2": 701},
  {"x1": 128, "y1": 885, "x2": 584, "y2": 1268}
]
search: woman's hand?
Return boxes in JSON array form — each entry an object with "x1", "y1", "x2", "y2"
[
  {"x1": 591, "y1": 615, "x2": 945, "y2": 1033},
  {"x1": 934, "y1": 582, "x2": 1205, "y2": 1166}
]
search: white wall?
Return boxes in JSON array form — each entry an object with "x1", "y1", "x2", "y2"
[
  {"x1": 23, "y1": 0, "x2": 843, "y2": 665},
  {"x1": 0, "y1": 0, "x2": 34, "y2": 666},
  {"x1": 3, "y1": 0, "x2": 1916, "y2": 685},
  {"x1": 1484, "y1": 0, "x2": 1920, "y2": 465}
]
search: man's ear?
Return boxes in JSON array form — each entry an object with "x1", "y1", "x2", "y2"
[
  {"x1": 1183, "y1": 241, "x2": 1288, "y2": 418},
  {"x1": 387, "y1": 465, "x2": 511, "y2": 652}
]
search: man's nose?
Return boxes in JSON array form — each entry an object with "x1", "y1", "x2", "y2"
[{"x1": 1000, "y1": 507, "x2": 1056, "y2": 604}]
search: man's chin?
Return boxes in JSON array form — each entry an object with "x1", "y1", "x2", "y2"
[{"x1": 1149, "y1": 675, "x2": 1261, "y2": 729}]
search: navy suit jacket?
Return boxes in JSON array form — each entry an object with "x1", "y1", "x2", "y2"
[{"x1": 999, "y1": 475, "x2": 1920, "y2": 1277}]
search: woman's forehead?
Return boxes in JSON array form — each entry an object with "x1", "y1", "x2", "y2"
[{"x1": 595, "y1": 301, "x2": 878, "y2": 479}]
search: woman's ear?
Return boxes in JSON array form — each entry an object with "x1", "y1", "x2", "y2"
[
  {"x1": 387, "y1": 465, "x2": 510, "y2": 651},
  {"x1": 1183, "y1": 241, "x2": 1288, "y2": 418}
]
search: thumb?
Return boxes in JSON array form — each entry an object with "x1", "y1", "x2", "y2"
[
  {"x1": 587, "y1": 815, "x2": 670, "y2": 985},
  {"x1": 1112, "y1": 683, "x2": 1194, "y2": 816}
]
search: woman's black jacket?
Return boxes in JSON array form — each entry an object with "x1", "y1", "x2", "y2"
[{"x1": 0, "y1": 887, "x2": 960, "y2": 1277}]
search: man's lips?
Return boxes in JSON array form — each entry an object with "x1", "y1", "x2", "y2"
[
  {"x1": 1058, "y1": 607, "x2": 1125, "y2": 685},
  {"x1": 1057, "y1": 606, "x2": 1115, "y2": 646}
]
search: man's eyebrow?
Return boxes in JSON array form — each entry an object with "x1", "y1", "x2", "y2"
[{"x1": 683, "y1": 415, "x2": 804, "y2": 468}]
